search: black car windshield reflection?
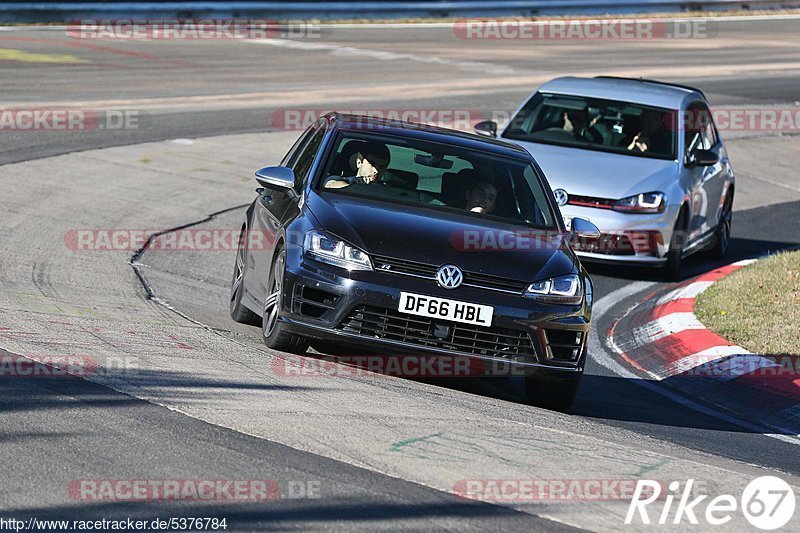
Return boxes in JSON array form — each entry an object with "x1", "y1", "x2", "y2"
[{"x1": 316, "y1": 132, "x2": 558, "y2": 230}]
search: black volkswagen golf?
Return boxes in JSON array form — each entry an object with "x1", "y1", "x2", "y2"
[{"x1": 230, "y1": 113, "x2": 599, "y2": 410}]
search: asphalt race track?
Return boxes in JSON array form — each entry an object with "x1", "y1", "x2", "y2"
[{"x1": 1, "y1": 16, "x2": 800, "y2": 531}]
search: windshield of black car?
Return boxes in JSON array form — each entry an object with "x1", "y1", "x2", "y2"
[
  {"x1": 503, "y1": 92, "x2": 678, "y2": 160},
  {"x1": 315, "y1": 131, "x2": 557, "y2": 229}
]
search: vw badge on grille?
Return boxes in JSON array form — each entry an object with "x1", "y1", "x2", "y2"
[
  {"x1": 553, "y1": 188, "x2": 569, "y2": 206},
  {"x1": 436, "y1": 265, "x2": 463, "y2": 289}
]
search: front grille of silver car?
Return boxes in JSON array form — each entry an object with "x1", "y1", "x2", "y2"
[
  {"x1": 371, "y1": 255, "x2": 529, "y2": 294},
  {"x1": 566, "y1": 194, "x2": 615, "y2": 210},
  {"x1": 337, "y1": 304, "x2": 538, "y2": 361},
  {"x1": 571, "y1": 234, "x2": 637, "y2": 256}
]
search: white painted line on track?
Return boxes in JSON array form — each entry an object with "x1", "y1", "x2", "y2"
[
  {"x1": 660, "y1": 345, "x2": 751, "y2": 379},
  {"x1": 242, "y1": 37, "x2": 516, "y2": 75},
  {"x1": 590, "y1": 280, "x2": 800, "y2": 446},
  {"x1": 657, "y1": 280, "x2": 714, "y2": 304},
  {"x1": 631, "y1": 312, "x2": 706, "y2": 344}
]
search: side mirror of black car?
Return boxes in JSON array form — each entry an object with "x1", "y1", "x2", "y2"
[
  {"x1": 474, "y1": 120, "x2": 498, "y2": 138},
  {"x1": 689, "y1": 149, "x2": 720, "y2": 167},
  {"x1": 255, "y1": 166, "x2": 295, "y2": 190}
]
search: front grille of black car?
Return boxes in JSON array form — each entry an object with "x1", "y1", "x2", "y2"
[
  {"x1": 371, "y1": 255, "x2": 529, "y2": 294},
  {"x1": 542, "y1": 329, "x2": 584, "y2": 363},
  {"x1": 291, "y1": 284, "x2": 341, "y2": 319},
  {"x1": 373, "y1": 255, "x2": 437, "y2": 277},
  {"x1": 337, "y1": 304, "x2": 538, "y2": 361}
]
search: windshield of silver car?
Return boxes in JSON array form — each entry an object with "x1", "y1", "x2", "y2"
[{"x1": 503, "y1": 92, "x2": 677, "y2": 160}]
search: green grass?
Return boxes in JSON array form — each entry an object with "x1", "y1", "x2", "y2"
[{"x1": 695, "y1": 251, "x2": 800, "y2": 356}]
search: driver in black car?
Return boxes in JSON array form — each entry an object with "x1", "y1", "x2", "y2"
[{"x1": 323, "y1": 142, "x2": 391, "y2": 188}]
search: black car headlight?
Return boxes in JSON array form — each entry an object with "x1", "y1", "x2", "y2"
[
  {"x1": 612, "y1": 192, "x2": 666, "y2": 214},
  {"x1": 303, "y1": 230, "x2": 372, "y2": 271},
  {"x1": 525, "y1": 273, "x2": 582, "y2": 305}
]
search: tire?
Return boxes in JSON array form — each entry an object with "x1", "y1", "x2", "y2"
[
  {"x1": 230, "y1": 225, "x2": 260, "y2": 325},
  {"x1": 262, "y1": 248, "x2": 309, "y2": 354},
  {"x1": 710, "y1": 192, "x2": 733, "y2": 259},
  {"x1": 525, "y1": 372, "x2": 582, "y2": 412},
  {"x1": 664, "y1": 207, "x2": 688, "y2": 281}
]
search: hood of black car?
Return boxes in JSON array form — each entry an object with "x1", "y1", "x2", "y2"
[{"x1": 305, "y1": 191, "x2": 577, "y2": 284}]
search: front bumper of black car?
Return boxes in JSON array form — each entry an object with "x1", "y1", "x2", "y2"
[{"x1": 276, "y1": 246, "x2": 592, "y2": 376}]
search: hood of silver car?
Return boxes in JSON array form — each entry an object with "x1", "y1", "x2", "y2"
[{"x1": 510, "y1": 140, "x2": 680, "y2": 200}]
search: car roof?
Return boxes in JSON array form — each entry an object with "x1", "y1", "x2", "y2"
[
  {"x1": 538, "y1": 76, "x2": 705, "y2": 109},
  {"x1": 325, "y1": 112, "x2": 532, "y2": 160}
]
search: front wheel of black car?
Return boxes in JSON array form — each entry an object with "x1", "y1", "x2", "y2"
[
  {"x1": 230, "y1": 225, "x2": 260, "y2": 326},
  {"x1": 262, "y1": 249, "x2": 309, "y2": 354},
  {"x1": 525, "y1": 373, "x2": 582, "y2": 412}
]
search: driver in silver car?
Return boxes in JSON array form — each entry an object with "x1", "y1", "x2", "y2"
[{"x1": 627, "y1": 109, "x2": 672, "y2": 154}]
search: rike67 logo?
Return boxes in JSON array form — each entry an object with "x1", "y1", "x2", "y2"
[{"x1": 626, "y1": 476, "x2": 795, "y2": 530}]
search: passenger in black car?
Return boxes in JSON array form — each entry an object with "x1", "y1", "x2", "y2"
[{"x1": 465, "y1": 178, "x2": 498, "y2": 215}]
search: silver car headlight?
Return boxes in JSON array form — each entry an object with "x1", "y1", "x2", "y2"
[
  {"x1": 525, "y1": 273, "x2": 582, "y2": 305},
  {"x1": 612, "y1": 192, "x2": 666, "y2": 214},
  {"x1": 303, "y1": 230, "x2": 372, "y2": 271}
]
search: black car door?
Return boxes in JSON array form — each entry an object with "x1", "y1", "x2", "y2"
[{"x1": 251, "y1": 123, "x2": 327, "y2": 308}]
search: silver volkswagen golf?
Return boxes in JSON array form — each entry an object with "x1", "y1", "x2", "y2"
[{"x1": 475, "y1": 76, "x2": 735, "y2": 279}]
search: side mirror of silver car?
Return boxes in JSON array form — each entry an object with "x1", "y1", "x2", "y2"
[
  {"x1": 255, "y1": 166, "x2": 295, "y2": 190},
  {"x1": 474, "y1": 120, "x2": 498, "y2": 138},
  {"x1": 571, "y1": 217, "x2": 601, "y2": 239}
]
